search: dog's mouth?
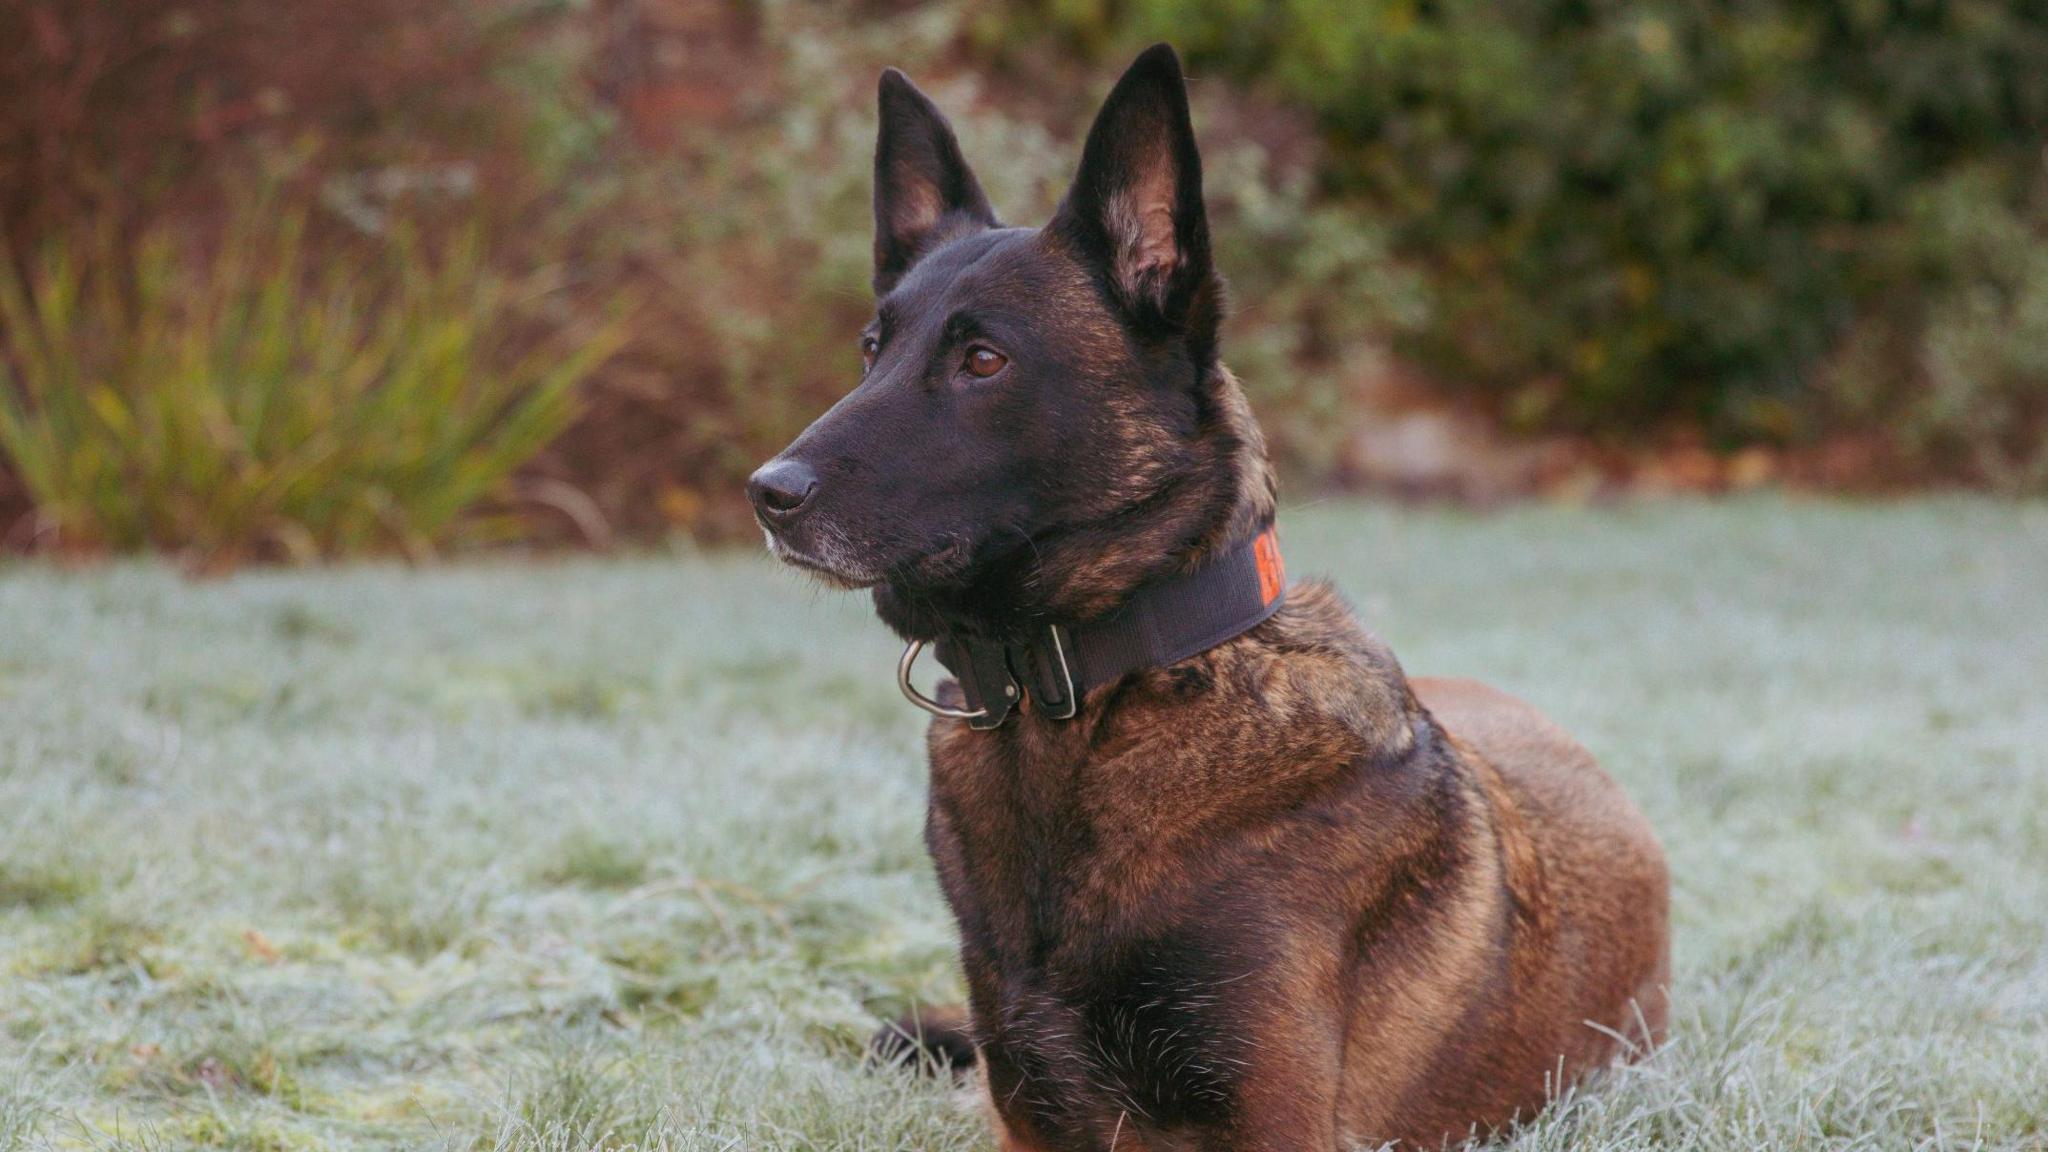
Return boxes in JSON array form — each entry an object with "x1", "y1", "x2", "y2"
[
  {"x1": 763, "y1": 528, "x2": 975, "y2": 591},
  {"x1": 763, "y1": 531, "x2": 882, "y2": 589}
]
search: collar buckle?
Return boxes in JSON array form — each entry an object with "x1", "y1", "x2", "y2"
[
  {"x1": 904, "y1": 624, "x2": 1078, "y2": 729},
  {"x1": 903, "y1": 520, "x2": 1284, "y2": 731}
]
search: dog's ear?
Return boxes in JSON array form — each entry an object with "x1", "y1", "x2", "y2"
[
  {"x1": 1050, "y1": 43, "x2": 1220, "y2": 359},
  {"x1": 873, "y1": 69, "x2": 996, "y2": 295}
]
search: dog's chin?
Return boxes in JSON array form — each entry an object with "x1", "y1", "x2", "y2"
[
  {"x1": 763, "y1": 527, "x2": 978, "y2": 593},
  {"x1": 763, "y1": 532, "x2": 882, "y2": 589}
]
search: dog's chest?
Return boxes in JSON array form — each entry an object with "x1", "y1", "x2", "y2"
[
  {"x1": 976, "y1": 937, "x2": 1254, "y2": 1136},
  {"x1": 924, "y1": 713, "x2": 1276, "y2": 1135},
  {"x1": 924, "y1": 703, "x2": 1203, "y2": 937}
]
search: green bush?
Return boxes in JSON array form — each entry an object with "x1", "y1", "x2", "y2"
[
  {"x1": 0, "y1": 208, "x2": 618, "y2": 563},
  {"x1": 1203, "y1": 144, "x2": 1425, "y2": 473},
  {"x1": 1020, "y1": 0, "x2": 2048, "y2": 441},
  {"x1": 1913, "y1": 243, "x2": 2048, "y2": 493},
  {"x1": 1822, "y1": 167, "x2": 2048, "y2": 490}
]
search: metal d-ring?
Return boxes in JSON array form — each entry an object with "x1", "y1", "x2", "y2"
[{"x1": 897, "y1": 639, "x2": 989, "y2": 722}]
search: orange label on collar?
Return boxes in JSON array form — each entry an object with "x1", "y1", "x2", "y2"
[{"x1": 1254, "y1": 528, "x2": 1285, "y2": 605}]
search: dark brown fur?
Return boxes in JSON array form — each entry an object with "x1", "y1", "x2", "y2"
[
  {"x1": 915, "y1": 381, "x2": 1668, "y2": 1150},
  {"x1": 750, "y1": 45, "x2": 1670, "y2": 1150}
]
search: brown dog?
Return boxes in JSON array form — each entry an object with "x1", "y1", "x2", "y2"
[{"x1": 749, "y1": 43, "x2": 1669, "y2": 1151}]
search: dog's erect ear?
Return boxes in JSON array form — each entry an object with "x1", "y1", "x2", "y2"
[
  {"x1": 873, "y1": 69, "x2": 996, "y2": 294},
  {"x1": 1050, "y1": 44, "x2": 1219, "y2": 357}
]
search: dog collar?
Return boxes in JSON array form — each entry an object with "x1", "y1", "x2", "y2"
[{"x1": 897, "y1": 524, "x2": 1287, "y2": 730}]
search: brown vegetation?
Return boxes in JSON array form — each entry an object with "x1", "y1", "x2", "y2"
[{"x1": 2, "y1": 1, "x2": 2038, "y2": 558}]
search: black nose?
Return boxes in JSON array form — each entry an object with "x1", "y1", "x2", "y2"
[{"x1": 747, "y1": 458, "x2": 819, "y2": 523}]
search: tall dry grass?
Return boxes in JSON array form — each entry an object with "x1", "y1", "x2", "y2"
[{"x1": 0, "y1": 207, "x2": 619, "y2": 564}]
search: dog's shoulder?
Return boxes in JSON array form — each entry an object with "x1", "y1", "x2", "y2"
[
  {"x1": 1217, "y1": 577, "x2": 1422, "y2": 756},
  {"x1": 1070, "y1": 579, "x2": 1427, "y2": 806},
  {"x1": 925, "y1": 576, "x2": 1439, "y2": 828}
]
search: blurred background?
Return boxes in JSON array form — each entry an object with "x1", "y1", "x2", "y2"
[
  {"x1": 4, "y1": 0, "x2": 2046, "y2": 567},
  {"x1": 5, "y1": 9, "x2": 2047, "y2": 1145}
]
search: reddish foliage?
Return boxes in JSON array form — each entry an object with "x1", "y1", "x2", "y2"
[{"x1": 0, "y1": 1, "x2": 517, "y2": 246}]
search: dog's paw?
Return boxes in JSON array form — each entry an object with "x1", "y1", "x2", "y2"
[{"x1": 869, "y1": 1005, "x2": 978, "y2": 1077}]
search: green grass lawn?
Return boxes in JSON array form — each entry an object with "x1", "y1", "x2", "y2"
[{"x1": 2, "y1": 498, "x2": 2046, "y2": 1150}]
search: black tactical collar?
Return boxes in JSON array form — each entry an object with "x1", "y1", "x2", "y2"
[{"x1": 897, "y1": 523, "x2": 1287, "y2": 730}]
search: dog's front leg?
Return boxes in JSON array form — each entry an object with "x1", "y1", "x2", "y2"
[
  {"x1": 1211, "y1": 1062, "x2": 1341, "y2": 1150},
  {"x1": 1198, "y1": 996, "x2": 1346, "y2": 1152}
]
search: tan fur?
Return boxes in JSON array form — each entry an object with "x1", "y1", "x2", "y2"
[
  {"x1": 1331, "y1": 677, "x2": 1670, "y2": 1146},
  {"x1": 1105, "y1": 175, "x2": 1179, "y2": 300}
]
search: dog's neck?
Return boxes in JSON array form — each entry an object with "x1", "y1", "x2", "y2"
[{"x1": 874, "y1": 366, "x2": 1277, "y2": 644}]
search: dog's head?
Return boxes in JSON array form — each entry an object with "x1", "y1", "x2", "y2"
[{"x1": 750, "y1": 45, "x2": 1267, "y2": 634}]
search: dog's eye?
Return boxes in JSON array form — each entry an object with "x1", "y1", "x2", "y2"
[
  {"x1": 859, "y1": 335, "x2": 879, "y2": 374},
  {"x1": 964, "y1": 347, "x2": 1008, "y2": 379}
]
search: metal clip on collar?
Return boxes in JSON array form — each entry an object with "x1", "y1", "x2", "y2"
[
  {"x1": 898, "y1": 625, "x2": 1078, "y2": 729},
  {"x1": 897, "y1": 639, "x2": 987, "y2": 722}
]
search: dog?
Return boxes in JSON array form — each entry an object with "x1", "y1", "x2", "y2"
[{"x1": 748, "y1": 43, "x2": 1670, "y2": 1151}]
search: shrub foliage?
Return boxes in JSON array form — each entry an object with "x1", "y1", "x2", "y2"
[
  {"x1": 1033, "y1": 0, "x2": 2048, "y2": 448},
  {"x1": 5, "y1": 0, "x2": 2047, "y2": 556}
]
